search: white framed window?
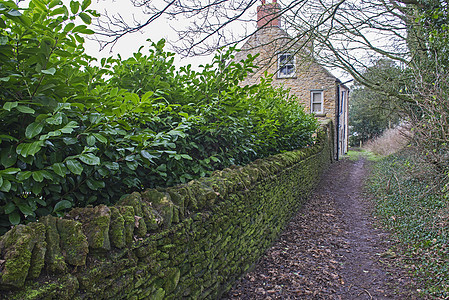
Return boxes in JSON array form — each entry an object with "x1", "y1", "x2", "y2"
[
  {"x1": 277, "y1": 53, "x2": 295, "y2": 78},
  {"x1": 311, "y1": 90, "x2": 323, "y2": 114}
]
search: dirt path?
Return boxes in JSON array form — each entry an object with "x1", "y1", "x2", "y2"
[{"x1": 225, "y1": 157, "x2": 418, "y2": 299}]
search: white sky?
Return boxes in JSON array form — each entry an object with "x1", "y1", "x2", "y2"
[{"x1": 83, "y1": 0, "x2": 217, "y2": 68}]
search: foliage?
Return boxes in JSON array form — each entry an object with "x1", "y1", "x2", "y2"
[
  {"x1": 0, "y1": 0, "x2": 317, "y2": 234},
  {"x1": 349, "y1": 59, "x2": 402, "y2": 147},
  {"x1": 368, "y1": 150, "x2": 449, "y2": 298}
]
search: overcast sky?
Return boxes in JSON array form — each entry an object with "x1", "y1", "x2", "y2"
[{"x1": 83, "y1": 0, "x2": 217, "y2": 68}]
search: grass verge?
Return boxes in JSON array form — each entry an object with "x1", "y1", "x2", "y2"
[
  {"x1": 345, "y1": 149, "x2": 382, "y2": 162},
  {"x1": 367, "y1": 150, "x2": 449, "y2": 298}
]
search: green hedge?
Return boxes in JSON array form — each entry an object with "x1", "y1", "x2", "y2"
[{"x1": 0, "y1": 122, "x2": 333, "y2": 299}]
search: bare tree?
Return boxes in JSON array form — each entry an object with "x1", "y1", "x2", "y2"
[{"x1": 93, "y1": 1, "x2": 412, "y2": 74}]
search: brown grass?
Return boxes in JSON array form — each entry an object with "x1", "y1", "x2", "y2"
[{"x1": 362, "y1": 125, "x2": 412, "y2": 156}]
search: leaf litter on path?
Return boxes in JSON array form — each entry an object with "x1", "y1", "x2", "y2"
[{"x1": 225, "y1": 158, "x2": 420, "y2": 299}]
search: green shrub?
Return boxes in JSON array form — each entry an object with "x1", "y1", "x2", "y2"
[{"x1": 0, "y1": 0, "x2": 317, "y2": 234}]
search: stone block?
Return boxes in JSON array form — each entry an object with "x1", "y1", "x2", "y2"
[
  {"x1": 57, "y1": 219, "x2": 88, "y2": 266},
  {"x1": 66, "y1": 204, "x2": 111, "y2": 251},
  {"x1": 41, "y1": 215, "x2": 67, "y2": 274}
]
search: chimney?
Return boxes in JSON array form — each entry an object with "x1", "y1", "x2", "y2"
[{"x1": 257, "y1": 0, "x2": 281, "y2": 28}]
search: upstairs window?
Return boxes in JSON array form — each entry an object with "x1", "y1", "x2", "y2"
[
  {"x1": 311, "y1": 90, "x2": 323, "y2": 114},
  {"x1": 277, "y1": 53, "x2": 295, "y2": 78}
]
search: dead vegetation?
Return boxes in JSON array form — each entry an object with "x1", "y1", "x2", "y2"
[{"x1": 362, "y1": 125, "x2": 412, "y2": 156}]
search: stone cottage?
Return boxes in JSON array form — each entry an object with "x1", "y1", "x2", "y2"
[{"x1": 234, "y1": 0, "x2": 350, "y2": 159}]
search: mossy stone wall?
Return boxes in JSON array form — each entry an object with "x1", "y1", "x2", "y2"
[{"x1": 1, "y1": 122, "x2": 333, "y2": 299}]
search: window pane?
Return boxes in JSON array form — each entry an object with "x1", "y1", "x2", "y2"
[
  {"x1": 285, "y1": 65, "x2": 294, "y2": 75},
  {"x1": 312, "y1": 103, "x2": 322, "y2": 112},
  {"x1": 279, "y1": 54, "x2": 291, "y2": 64},
  {"x1": 278, "y1": 53, "x2": 294, "y2": 77},
  {"x1": 312, "y1": 92, "x2": 322, "y2": 103}
]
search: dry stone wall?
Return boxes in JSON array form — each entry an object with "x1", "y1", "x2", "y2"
[{"x1": 0, "y1": 122, "x2": 333, "y2": 300}]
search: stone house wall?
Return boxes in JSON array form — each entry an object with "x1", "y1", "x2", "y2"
[{"x1": 233, "y1": 23, "x2": 349, "y2": 158}]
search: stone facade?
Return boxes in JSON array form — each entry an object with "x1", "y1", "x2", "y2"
[{"x1": 234, "y1": 2, "x2": 349, "y2": 158}]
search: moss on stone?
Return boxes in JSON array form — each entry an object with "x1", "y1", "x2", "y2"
[
  {"x1": 119, "y1": 192, "x2": 148, "y2": 237},
  {"x1": 66, "y1": 204, "x2": 111, "y2": 251},
  {"x1": 26, "y1": 222, "x2": 47, "y2": 280},
  {"x1": 139, "y1": 201, "x2": 161, "y2": 232},
  {"x1": 149, "y1": 287, "x2": 165, "y2": 300},
  {"x1": 0, "y1": 225, "x2": 34, "y2": 288},
  {"x1": 109, "y1": 206, "x2": 126, "y2": 249},
  {"x1": 166, "y1": 189, "x2": 185, "y2": 217},
  {"x1": 117, "y1": 205, "x2": 136, "y2": 244},
  {"x1": 142, "y1": 190, "x2": 174, "y2": 229},
  {"x1": 163, "y1": 268, "x2": 180, "y2": 294},
  {"x1": 7, "y1": 274, "x2": 79, "y2": 300},
  {"x1": 41, "y1": 215, "x2": 67, "y2": 274},
  {"x1": 56, "y1": 219, "x2": 88, "y2": 266}
]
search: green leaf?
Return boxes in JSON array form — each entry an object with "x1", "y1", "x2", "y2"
[
  {"x1": 79, "y1": 28, "x2": 94, "y2": 35},
  {"x1": 7, "y1": 9, "x2": 22, "y2": 17},
  {"x1": 16, "y1": 105, "x2": 35, "y2": 114},
  {"x1": 66, "y1": 159, "x2": 83, "y2": 175},
  {"x1": 3, "y1": 102, "x2": 18, "y2": 111},
  {"x1": 63, "y1": 23, "x2": 75, "y2": 32},
  {"x1": 49, "y1": 0, "x2": 62, "y2": 8},
  {"x1": 0, "y1": 179, "x2": 11, "y2": 192},
  {"x1": 16, "y1": 171, "x2": 32, "y2": 181},
  {"x1": 79, "y1": 153, "x2": 100, "y2": 165},
  {"x1": 74, "y1": 34, "x2": 84, "y2": 43},
  {"x1": 0, "y1": 77, "x2": 10, "y2": 82},
  {"x1": 126, "y1": 160, "x2": 138, "y2": 171},
  {"x1": 1, "y1": 146, "x2": 17, "y2": 168},
  {"x1": 86, "y1": 135, "x2": 95, "y2": 146},
  {"x1": 46, "y1": 112, "x2": 63, "y2": 125},
  {"x1": 32, "y1": 171, "x2": 44, "y2": 182},
  {"x1": 181, "y1": 154, "x2": 193, "y2": 160},
  {"x1": 53, "y1": 200, "x2": 72, "y2": 212},
  {"x1": 0, "y1": 36, "x2": 8, "y2": 45},
  {"x1": 17, "y1": 203, "x2": 34, "y2": 216},
  {"x1": 16, "y1": 141, "x2": 44, "y2": 157},
  {"x1": 41, "y1": 68, "x2": 56, "y2": 75},
  {"x1": 63, "y1": 137, "x2": 77, "y2": 145},
  {"x1": 142, "y1": 91, "x2": 154, "y2": 101},
  {"x1": 9, "y1": 212, "x2": 20, "y2": 225},
  {"x1": 81, "y1": 0, "x2": 91, "y2": 10},
  {"x1": 93, "y1": 133, "x2": 107, "y2": 144},
  {"x1": 70, "y1": 0, "x2": 80, "y2": 14},
  {"x1": 49, "y1": 6, "x2": 66, "y2": 16},
  {"x1": 86, "y1": 178, "x2": 105, "y2": 190},
  {"x1": 25, "y1": 122, "x2": 44, "y2": 139},
  {"x1": 71, "y1": 24, "x2": 86, "y2": 33},
  {"x1": 4, "y1": 202, "x2": 16, "y2": 214},
  {"x1": 141, "y1": 150, "x2": 157, "y2": 161},
  {"x1": 60, "y1": 121, "x2": 78, "y2": 133},
  {"x1": 79, "y1": 12, "x2": 91, "y2": 24},
  {"x1": 157, "y1": 164, "x2": 167, "y2": 172},
  {"x1": 36, "y1": 198, "x2": 46, "y2": 206},
  {"x1": 104, "y1": 162, "x2": 119, "y2": 171},
  {"x1": 32, "y1": 182, "x2": 44, "y2": 195},
  {"x1": 0, "y1": 168, "x2": 20, "y2": 175},
  {"x1": 51, "y1": 162, "x2": 67, "y2": 177}
]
